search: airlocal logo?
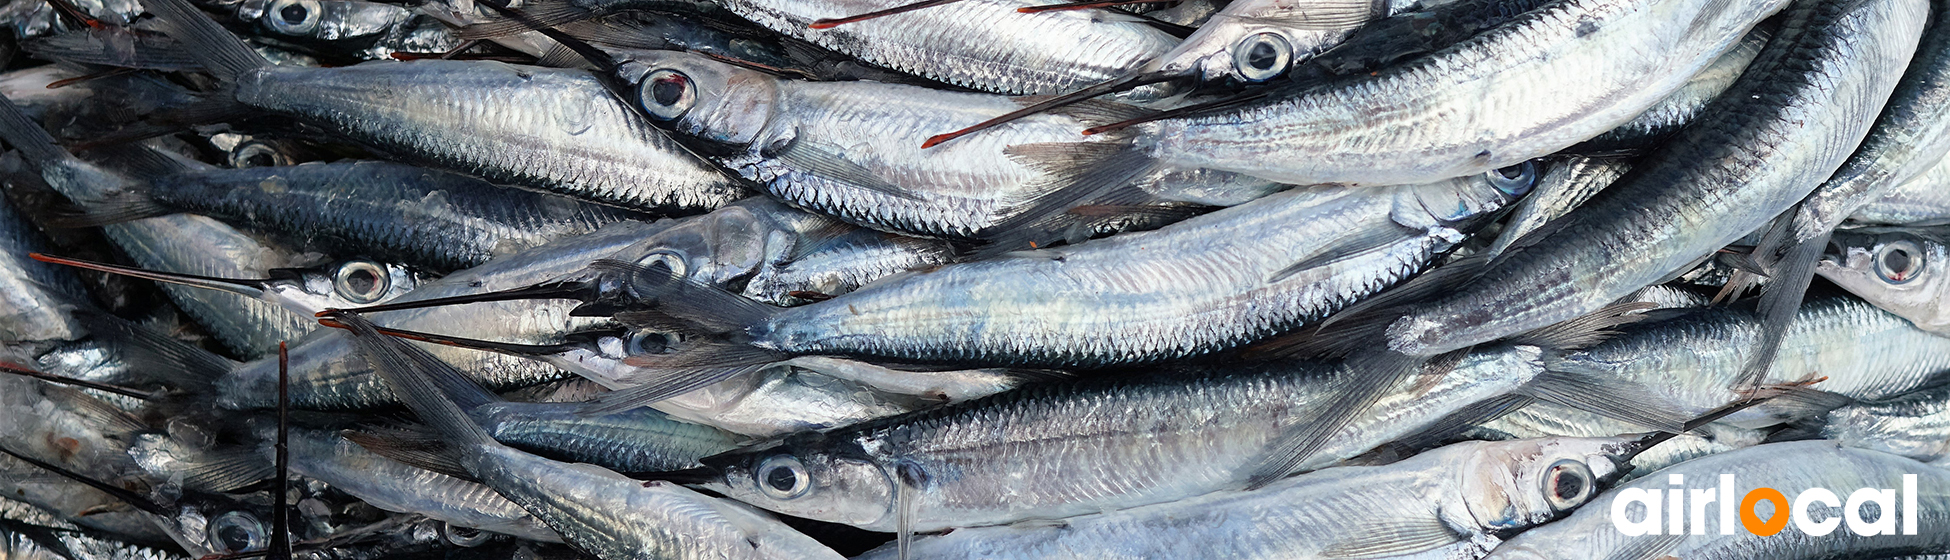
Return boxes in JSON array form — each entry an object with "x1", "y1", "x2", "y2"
[{"x1": 1610, "y1": 474, "x2": 1919, "y2": 536}]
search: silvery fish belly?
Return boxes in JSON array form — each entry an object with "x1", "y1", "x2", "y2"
[
  {"x1": 1824, "y1": 381, "x2": 1950, "y2": 466},
  {"x1": 1483, "y1": 441, "x2": 1950, "y2": 559},
  {"x1": 0, "y1": 193, "x2": 89, "y2": 345},
  {"x1": 717, "y1": 0, "x2": 1178, "y2": 95},
  {"x1": 1852, "y1": 155, "x2": 1950, "y2": 225},
  {"x1": 624, "y1": 50, "x2": 1270, "y2": 239},
  {"x1": 749, "y1": 171, "x2": 1531, "y2": 366},
  {"x1": 280, "y1": 427, "x2": 562, "y2": 542},
  {"x1": 1141, "y1": 0, "x2": 1793, "y2": 186},
  {"x1": 855, "y1": 437, "x2": 1639, "y2": 560},
  {"x1": 695, "y1": 345, "x2": 1543, "y2": 532},
  {"x1": 1387, "y1": 0, "x2": 1926, "y2": 356},
  {"x1": 232, "y1": 60, "x2": 746, "y2": 212}
]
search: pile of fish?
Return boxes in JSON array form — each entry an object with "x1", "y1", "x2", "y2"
[{"x1": 3, "y1": 0, "x2": 1950, "y2": 555}]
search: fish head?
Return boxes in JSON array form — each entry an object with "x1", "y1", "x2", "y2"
[
  {"x1": 699, "y1": 434, "x2": 895, "y2": 527},
  {"x1": 1454, "y1": 436, "x2": 1634, "y2": 533},
  {"x1": 611, "y1": 204, "x2": 773, "y2": 290},
  {"x1": 1817, "y1": 227, "x2": 1950, "y2": 332},
  {"x1": 1395, "y1": 160, "x2": 1540, "y2": 231},
  {"x1": 242, "y1": 0, "x2": 408, "y2": 42},
  {"x1": 1147, "y1": 0, "x2": 1379, "y2": 85},
  {"x1": 616, "y1": 49, "x2": 780, "y2": 146},
  {"x1": 260, "y1": 258, "x2": 421, "y2": 313}
]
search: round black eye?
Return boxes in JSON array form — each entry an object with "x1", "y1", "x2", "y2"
[
  {"x1": 756, "y1": 455, "x2": 811, "y2": 500},
  {"x1": 443, "y1": 523, "x2": 492, "y2": 547},
  {"x1": 1542, "y1": 459, "x2": 1594, "y2": 511},
  {"x1": 1877, "y1": 240, "x2": 1923, "y2": 284},
  {"x1": 1486, "y1": 161, "x2": 1537, "y2": 196},
  {"x1": 1232, "y1": 33, "x2": 1292, "y2": 82},
  {"x1": 638, "y1": 69, "x2": 695, "y2": 121},
  {"x1": 228, "y1": 142, "x2": 289, "y2": 168},
  {"x1": 265, "y1": 0, "x2": 320, "y2": 34},
  {"x1": 334, "y1": 260, "x2": 391, "y2": 304},
  {"x1": 207, "y1": 511, "x2": 267, "y2": 553},
  {"x1": 638, "y1": 250, "x2": 688, "y2": 278}
]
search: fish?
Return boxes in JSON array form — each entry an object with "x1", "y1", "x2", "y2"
[
  {"x1": 1119, "y1": 0, "x2": 1792, "y2": 187},
  {"x1": 0, "y1": 96, "x2": 312, "y2": 358},
  {"x1": 1569, "y1": 25, "x2": 1773, "y2": 153},
  {"x1": 1820, "y1": 377, "x2": 1950, "y2": 466},
  {"x1": 140, "y1": 0, "x2": 750, "y2": 214},
  {"x1": 1851, "y1": 156, "x2": 1950, "y2": 226},
  {"x1": 1482, "y1": 440, "x2": 1950, "y2": 558},
  {"x1": 680, "y1": 340, "x2": 1667, "y2": 532},
  {"x1": 226, "y1": 0, "x2": 463, "y2": 61},
  {"x1": 854, "y1": 436, "x2": 1655, "y2": 560},
  {"x1": 1481, "y1": 155, "x2": 1631, "y2": 260},
  {"x1": 331, "y1": 310, "x2": 847, "y2": 560},
  {"x1": 1816, "y1": 226, "x2": 1950, "y2": 333},
  {"x1": 47, "y1": 160, "x2": 647, "y2": 272}
]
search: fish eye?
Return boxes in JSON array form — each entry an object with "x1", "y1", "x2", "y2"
[
  {"x1": 1542, "y1": 459, "x2": 1594, "y2": 511},
  {"x1": 756, "y1": 454, "x2": 812, "y2": 500},
  {"x1": 265, "y1": 0, "x2": 321, "y2": 35},
  {"x1": 207, "y1": 511, "x2": 268, "y2": 553},
  {"x1": 228, "y1": 141, "x2": 290, "y2": 168},
  {"x1": 333, "y1": 260, "x2": 391, "y2": 304},
  {"x1": 1876, "y1": 239, "x2": 1924, "y2": 284},
  {"x1": 626, "y1": 330, "x2": 671, "y2": 355},
  {"x1": 638, "y1": 70, "x2": 695, "y2": 121},
  {"x1": 1232, "y1": 33, "x2": 1292, "y2": 83},
  {"x1": 442, "y1": 522, "x2": 492, "y2": 547},
  {"x1": 1485, "y1": 161, "x2": 1537, "y2": 196}
]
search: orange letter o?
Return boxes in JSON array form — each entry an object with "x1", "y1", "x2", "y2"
[{"x1": 1741, "y1": 488, "x2": 1790, "y2": 536}]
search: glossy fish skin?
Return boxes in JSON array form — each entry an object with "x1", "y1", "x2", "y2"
[
  {"x1": 1130, "y1": 0, "x2": 1424, "y2": 86},
  {"x1": 1482, "y1": 155, "x2": 1630, "y2": 260},
  {"x1": 1573, "y1": 26, "x2": 1771, "y2": 153},
  {"x1": 750, "y1": 171, "x2": 1530, "y2": 367},
  {"x1": 133, "y1": 160, "x2": 645, "y2": 271},
  {"x1": 0, "y1": 376, "x2": 167, "y2": 543},
  {"x1": 1469, "y1": 403, "x2": 1764, "y2": 479},
  {"x1": 281, "y1": 427, "x2": 563, "y2": 542},
  {"x1": 856, "y1": 437, "x2": 1637, "y2": 560},
  {"x1": 222, "y1": 61, "x2": 746, "y2": 212},
  {"x1": 0, "y1": 196, "x2": 89, "y2": 345},
  {"x1": 698, "y1": 345, "x2": 1546, "y2": 532},
  {"x1": 1823, "y1": 380, "x2": 1950, "y2": 465},
  {"x1": 625, "y1": 50, "x2": 1267, "y2": 239},
  {"x1": 0, "y1": 99, "x2": 311, "y2": 357},
  {"x1": 717, "y1": 0, "x2": 1177, "y2": 96},
  {"x1": 1852, "y1": 155, "x2": 1950, "y2": 225},
  {"x1": 219, "y1": 221, "x2": 668, "y2": 410},
  {"x1": 1386, "y1": 0, "x2": 1926, "y2": 357},
  {"x1": 1549, "y1": 293, "x2": 1950, "y2": 427},
  {"x1": 343, "y1": 312, "x2": 845, "y2": 560},
  {"x1": 1483, "y1": 441, "x2": 1950, "y2": 559},
  {"x1": 474, "y1": 401, "x2": 742, "y2": 472},
  {"x1": 1142, "y1": 0, "x2": 1790, "y2": 186},
  {"x1": 1816, "y1": 227, "x2": 1950, "y2": 333},
  {"x1": 1791, "y1": 0, "x2": 1950, "y2": 244},
  {"x1": 740, "y1": 229, "x2": 955, "y2": 306}
]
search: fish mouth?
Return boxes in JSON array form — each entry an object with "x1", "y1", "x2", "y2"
[{"x1": 31, "y1": 252, "x2": 278, "y2": 300}]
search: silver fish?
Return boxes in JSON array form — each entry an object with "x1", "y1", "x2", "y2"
[
  {"x1": 1483, "y1": 441, "x2": 1950, "y2": 559},
  {"x1": 698, "y1": 169, "x2": 1529, "y2": 368},
  {"x1": 1481, "y1": 155, "x2": 1631, "y2": 260},
  {"x1": 715, "y1": 0, "x2": 1178, "y2": 96},
  {"x1": 1823, "y1": 379, "x2": 1950, "y2": 466},
  {"x1": 278, "y1": 427, "x2": 562, "y2": 542},
  {"x1": 857, "y1": 436, "x2": 1647, "y2": 560},
  {"x1": 618, "y1": 49, "x2": 1271, "y2": 239},
  {"x1": 0, "y1": 196, "x2": 89, "y2": 346},
  {"x1": 740, "y1": 229, "x2": 955, "y2": 306},
  {"x1": 0, "y1": 376, "x2": 166, "y2": 544},
  {"x1": 0, "y1": 98, "x2": 310, "y2": 358},
  {"x1": 1134, "y1": 0, "x2": 1791, "y2": 186},
  {"x1": 693, "y1": 344, "x2": 1553, "y2": 532},
  {"x1": 145, "y1": 0, "x2": 748, "y2": 214},
  {"x1": 1852, "y1": 154, "x2": 1950, "y2": 226},
  {"x1": 231, "y1": 0, "x2": 462, "y2": 60},
  {"x1": 1469, "y1": 403, "x2": 1765, "y2": 479},
  {"x1": 1816, "y1": 227, "x2": 1950, "y2": 333},
  {"x1": 1572, "y1": 25, "x2": 1772, "y2": 153},
  {"x1": 338, "y1": 311, "x2": 845, "y2": 560}
]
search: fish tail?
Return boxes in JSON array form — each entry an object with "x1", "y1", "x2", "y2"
[
  {"x1": 1739, "y1": 230, "x2": 1829, "y2": 390},
  {"x1": 0, "y1": 94, "x2": 75, "y2": 167},
  {"x1": 969, "y1": 140, "x2": 1162, "y2": 258},
  {"x1": 142, "y1": 0, "x2": 271, "y2": 81}
]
